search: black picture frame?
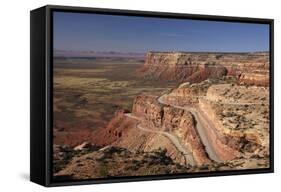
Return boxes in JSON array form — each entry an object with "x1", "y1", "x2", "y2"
[{"x1": 30, "y1": 5, "x2": 274, "y2": 187}]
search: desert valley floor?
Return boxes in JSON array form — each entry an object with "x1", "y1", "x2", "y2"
[{"x1": 52, "y1": 52, "x2": 270, "y2": 180}]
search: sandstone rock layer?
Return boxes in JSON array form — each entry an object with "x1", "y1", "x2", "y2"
[{"x1": 140, "y1": 52, "x2": 269, "y2": 83}]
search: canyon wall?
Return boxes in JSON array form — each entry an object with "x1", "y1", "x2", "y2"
[
  {"x1": 92, "y1": 109, "x2": 185, "y2": 164},
  {"x1": 140, "y1": 51, "x2": 269, "y2": 83},
  {"x1": 198, "y1": 84, "x2": 269, "y2": 157},
  {"x1": 238, "y1": 72, "x2": 269, "y2": 86},
  {"x1": 132, "y1": 95, "x2": 211, "y2": 164},
  {"x1": 132, "y1": 95, "x2": 164, "y2": 129},
  {"x1": 158, "y1": 81, "x2": 270, "y2": 161}
]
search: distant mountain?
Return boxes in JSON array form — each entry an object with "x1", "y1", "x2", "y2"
[{"x1": 54, "y1": 50, "x2": 145, "y2": 58}]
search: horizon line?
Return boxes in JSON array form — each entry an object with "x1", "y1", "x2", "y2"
[{"x1": 54, "y1": 49, "x2": 269, "y2": 54}]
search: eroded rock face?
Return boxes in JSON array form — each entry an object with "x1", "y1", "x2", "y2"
[
  {"x1": 238, "y1": 72, "x2": 269, "y2": 86},
  {"x1": 139, "y1": 52, "x2": 269, "y2": 83},
  {"x1": 198, "y1": 84, "x2": 270, "y2": 157},
  {"x1": 162, "y1": 106, "x2": 211, "y2": 164},
  {"x1": 132, "y1": 95, "x2": 164, "y2": 129},
  {"x1": 90, "y1": 107, "x2": 184, "y2": 164},
  {"x1": 131, "y1": 95, "x2": 211, "y2": 164},
  {"x1": 164, "y1": 80, "x2": 212, "y2": 106},
  {"x1": 161, "y1": 80, "x2": 270, "y2": 163},
  {"x1": 95, "y1": 94, "x2": 212, "y2": 165}
]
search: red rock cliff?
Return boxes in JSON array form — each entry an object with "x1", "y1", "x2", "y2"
[{"x1": 140, "y1": 51, "x2": 269, "y2": 83}]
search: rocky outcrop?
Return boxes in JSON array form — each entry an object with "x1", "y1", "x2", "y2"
[
  {"x1": 131, "y1": 95, "x2": 211, "y2": 164},
  {"x1": 161, "y1": 81, "x2": 270, "y2": 162},
  {"x1": 163, "y1": 80, "x2": 214, "y2": 106},
  {"x1": 90, "y1": 108, "x2": 185, "y2": 164},
  {"x1": 94, "y1": 94, "x2": 211, "y2": 165},
  {"x1": 139, "y1": 51, "x2": 269, "y2": 83},
  {"x1": 206, "y1": 84, "x2": 269, "y2": 105},
  {"x1": 238, "y1": 72, "x2": 269, "y2": 87},
  {"x1": 132, "y1": 95, "x2": 164, "y2": 129},
  {"x1": 162, "y1": 106, "x2": 211, "y2": 164},
  {"x1": 198, "y1": 84, "x2": 270, "y2": 157},
  {"x1": 159, "y1": 97, "x2": 238, "y2": 161}
]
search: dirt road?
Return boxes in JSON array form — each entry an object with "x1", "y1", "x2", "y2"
[
  {"x1": 158, "y1": 94, "x2": 222, "y2": 162},
  {"x1": 124, "y1": 113, "x2": 196, "y2": 166}
]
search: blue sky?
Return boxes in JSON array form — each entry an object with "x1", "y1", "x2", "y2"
[{"x1": 53, "y1": 11, "x2": 269, "y2": 53}]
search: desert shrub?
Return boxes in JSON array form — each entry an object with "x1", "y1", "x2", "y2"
[{"x1": 98, "y1": 164, "x2": 109, "y2": 177}]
